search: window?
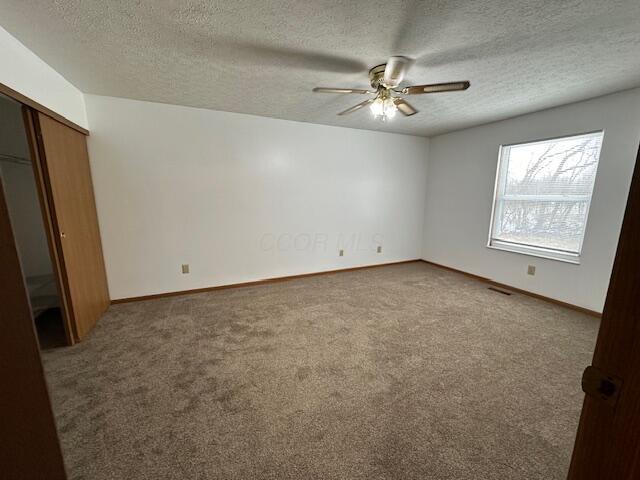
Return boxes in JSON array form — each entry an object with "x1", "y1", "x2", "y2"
[{"x1": 488, "y1": 131, "x2": 604, "y2": 263}]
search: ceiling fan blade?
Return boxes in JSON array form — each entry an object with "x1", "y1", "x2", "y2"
[
  {"x1": 337, "y1": 99, "x2": 374, "y2": 116},
  {"x1": 402, "y1": 81, "x2": 470, "y2": 95},
  {"x1": 313, "y1": 87, "x2": 370, "y2": 94},
  {"x1": 383, "y1": 56, "x2": 412, "y2": 87},
  {"x1": 393, "y1": 98, "x2": 418, "y2": 116}
]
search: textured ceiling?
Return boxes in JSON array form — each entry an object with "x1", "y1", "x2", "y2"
[{"x1": 1, "y1": 1, "x2": 639, "y2": 136}]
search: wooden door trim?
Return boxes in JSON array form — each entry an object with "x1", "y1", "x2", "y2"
[
  {"x1": 0, "y1": 81, "x2": 88, "y2": 136},
  {"x1": 23, "y1": 107, "x2": 77, "y2": 344}
]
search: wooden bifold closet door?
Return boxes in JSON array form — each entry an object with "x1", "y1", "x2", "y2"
[{"x1": 32, "y1": 112, "x2": 109, "y2": 341}]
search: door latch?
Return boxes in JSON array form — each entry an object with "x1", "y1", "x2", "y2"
[{"x1": 581, "y1": 365, "x2": 622, "y2": 407}]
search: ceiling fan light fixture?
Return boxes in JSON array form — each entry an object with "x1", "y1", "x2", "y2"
[
  {"x1": 370, "y1": 96, "x2": 397, "y2": 121},
  {"x1": 312, "y1": 56, "x2": 470, "y2": 120}
]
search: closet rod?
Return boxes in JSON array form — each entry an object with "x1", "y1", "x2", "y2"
[{"x1": 0, "y1": 153, "x2": 31, "y2": 166}]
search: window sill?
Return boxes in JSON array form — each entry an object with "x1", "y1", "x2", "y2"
[{"x1": 487, "y1": 241, "x2": 581, "y2": 265}]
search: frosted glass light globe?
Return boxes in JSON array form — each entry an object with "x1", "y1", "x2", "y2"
[{"x1": 370, "y1": 98, "x2": 384, "y2": 117}]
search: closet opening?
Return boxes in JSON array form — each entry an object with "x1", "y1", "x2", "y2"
[{"x1": 0, "y1": 93, "x2": 68, "y2": 349}]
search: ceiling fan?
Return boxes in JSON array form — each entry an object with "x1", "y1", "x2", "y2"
[{"x1": 313, "y1": 56, "x2": 470, "y2": 121}]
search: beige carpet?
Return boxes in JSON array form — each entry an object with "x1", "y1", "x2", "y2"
[{"x1": 42, "y1": 262, "x2": 599, "y2": 480}]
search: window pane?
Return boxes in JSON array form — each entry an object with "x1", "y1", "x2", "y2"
[
  {"x1": 494, "y1": 199, "x2": 590, "y2": 253},
  {"x1": 503, "y1": 136, "x2": 601, "y2": 197},
  {"x1": 490, "y1": 131, "x2": 603, "y2": 258}
]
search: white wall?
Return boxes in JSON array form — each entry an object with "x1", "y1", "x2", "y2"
[
  {"x1": 0, "y1": 26, "x2": 87, "y2": 129},
  {"x1": 85, "y1": 95, "x2": 429, "y2": 300},
  {"x1": 422, "y1": 88, "x2": 640, "y2": 312}
]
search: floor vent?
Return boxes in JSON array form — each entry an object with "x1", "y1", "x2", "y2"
[{"x1": 488, "y1": 286, "x2": 512, "y2": 296}]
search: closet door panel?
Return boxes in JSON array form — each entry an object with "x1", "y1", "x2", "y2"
[
  {"x1": 0, "y1": 180, "x2": 68, "y2": 479},
  {"x1": 36, "y1": 113, "x2": 109, "y2": 340}
]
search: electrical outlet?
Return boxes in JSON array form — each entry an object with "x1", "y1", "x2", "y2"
[
  {"x1": 527, "y1": 265, "x2": 536, "y2": 276},
  {"x1": 339, "y1": 249, "x2": 344, "y2": 257},
  {"x1": 377, "y1": 246, "x2": 382, "y2": 253},
  {"x1": 182, "y1": 264, "x2": 190, "y2": 274}
]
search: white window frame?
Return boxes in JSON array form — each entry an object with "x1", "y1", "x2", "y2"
[{"x1": 487, "y1": 130, "x2": 604, "y2": 264}]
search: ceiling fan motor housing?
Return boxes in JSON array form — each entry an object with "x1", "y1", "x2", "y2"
[{"x1": 369, "y1": 64, "x2": 387, "y2": 89}]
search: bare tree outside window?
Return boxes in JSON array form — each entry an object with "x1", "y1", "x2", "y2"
[{"x1": 489, "y1": 132, "x2": 604, "y2": 262}]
